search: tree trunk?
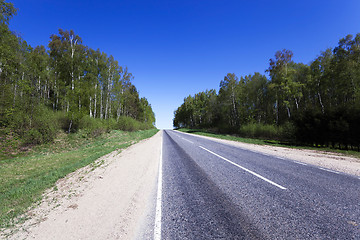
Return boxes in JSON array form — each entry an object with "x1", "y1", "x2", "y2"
[
  {"x1": 70, "y1": 37, "x2": 77, "y2": 91},
  {"x1": 54, "y1": 72, "x2": 57, "y2": 110},
  {"x1": 286, "y1": 106, "x2": 291, "y2": 118},
  {"x1": 94, "y1": 84, "x2": 97, "y2": 118},
  {"x1": 13, "y1": 82, "x2": 17, "y2": 108},
  {"x1": 100, "y1": 85, "x2": 103, "y2": 119},
  {"x1": 318, "y1": 92, "x2": 325, "y2": 114},
  {"x1": 89, "y1": 96, "x2": 92, "y2": 117},
  {"x1": 68, "y1": 120, "x2": 72, "y2": 133},
  {"x1": 275, "y1": 99, "x2": 279, "y2": 125},
  {"x1": 294, "y1": 97, "x2": 299, "y2": 110},
  {"x1": 117, "y1": 105, "x2": 121, "y2": 121},
  {"x1": 38, "y1": 76, "x2": 41, "y2": 97}
]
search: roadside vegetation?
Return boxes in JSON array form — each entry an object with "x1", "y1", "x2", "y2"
[
  {"x1": 0, "y1": 128, "x2": 158, "y2": 228},
  {"x1": 177, "y1": 128, "x2": 360, "y2": 159},
  {"x1": 0, "y1": 0, "x2": 158, "y2": 229},
  {"x1": 174, "y1": 35, "x2": 360, "y2": 152},
  {"x1": 0, "y1": 0, "x2": 156, "y2": 152}
]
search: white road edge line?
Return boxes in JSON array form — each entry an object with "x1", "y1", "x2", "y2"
[
  {"x1": 318, "y1": 167, "x2": 339, "y2": 174},
  {"x1": 199, "y1": 146, "x2": 287, "y2": 190},
  {"x1": 182, "y1": 138, "x2": 194, "y2": 144},
  {"x1": 154, "y1": 133, "x2": 163, "y2": 240},
  {"x1": 294, "y1": 161, "x2": 308, "y2": 166}
]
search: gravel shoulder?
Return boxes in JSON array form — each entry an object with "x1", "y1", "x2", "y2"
[
  {"x1": 3, "y1": 131, "x2": 162, "y2": 240},
  {"x1": 177, "y1": 131, "x2": 360, "y2": 177}
]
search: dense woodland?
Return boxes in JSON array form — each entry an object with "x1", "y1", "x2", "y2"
[
  {"x1": 0, "y1": 1, "x2": 155, "y2": 145},
  {"x1": 174, "y1": 35, "x2": 360, "y2": 150}
]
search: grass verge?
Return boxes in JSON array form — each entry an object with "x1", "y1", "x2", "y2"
[
  {"x1": 177, "y1": 128, "x2": 360, "y2": 159},
  {"x1": 0, "y1": 129, "x2": 158, "y2": 228}
]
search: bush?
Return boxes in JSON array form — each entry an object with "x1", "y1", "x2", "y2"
[
  {"x1": 10, "y1": 105, "x2": 59, "y2": 145},
  {"x1": 6, "y1": 102, "x2": 155, "y2": 146},
  {"x1": 239, "y1": 123, "x2": 281, "y2": 140},
  {"x1": 24, "y1": 129, "x2": 43, "y2": 145},
  {"x1": 116, "y1": 116, "x2": 139, "y2": 131},
  {"x1": 279, "y1": 122, "x2": 296, "y2": 142},
  {"x1": 116, "y1": 116, "x2": 154, "y2": 131},
  {"x1": 105, "y1": 118, "x2": 117, "y2": 132},
  {"x1": 79, "y1": 116, "x2": 106, "y2": 137}
]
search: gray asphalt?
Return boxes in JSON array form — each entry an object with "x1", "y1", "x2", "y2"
[{"x1": 160, "y1": 130, "x2": 360, "y2": 239}]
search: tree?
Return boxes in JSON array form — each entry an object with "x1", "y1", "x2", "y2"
[
  {"x1": 309, "y1": 49, "x2": 333, "y2": 113},
  {"x1": 0, "y1": 0, "x2": 16, "y2": 26},
  {"x1": 243, "y1": 72, "x2": 270, "y2": 123},
  {"x1": 267, "y1": 49, "x2": 304, "y2": 122},
  {"x1": 218, "y1": 73, "x2": 245, "y2": 129}
]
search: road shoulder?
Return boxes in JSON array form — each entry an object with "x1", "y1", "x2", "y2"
[
  {"x1": 176, "y1": 130, "x2": 360, "y2": 177},
  {"x1": 4, "y1": 131, "x2": 162, "y2": 240}
]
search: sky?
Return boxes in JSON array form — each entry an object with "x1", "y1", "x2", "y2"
[{"x1": 9, "y1": 0, "x2": 360, "y2": 129}]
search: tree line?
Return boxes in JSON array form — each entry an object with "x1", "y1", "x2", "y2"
[
  {"x1": 0, "y1": 0, "x2": 155, "y2": 144},
  {"x1": 174, "y1": 34, "x2": 360, "y2": 150}
]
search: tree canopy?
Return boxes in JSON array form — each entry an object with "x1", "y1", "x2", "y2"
[
  {"x1": 174, "y1": 34, "x2": 360, "y2": 150},
  {"x1": 0, "y1": 0, "x2": 155, "y2": 144}
]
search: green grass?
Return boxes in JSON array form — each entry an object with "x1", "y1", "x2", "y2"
[
  {"x1": 0, "y1": 129, "x2": 158, "y2": 228},
  {"x1": 177, "y1": 128, "x2": 360, "y2": 159}
]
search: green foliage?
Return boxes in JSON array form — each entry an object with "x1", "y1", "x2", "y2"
[
  {"x1": 174, "y1": 33, "x2": 360, "y2": 150},
  {"x1": 79, "y1": 116, "x2": 106, "y2": 137},
  {"x1": 239, "y1": 123, "x2": 280, "y2": 140},
  {"x1": 0, "y1": 1, "x2": 156, "y2": 153},
  {"x1": 116, "y1": 116, "x2": 154, "y2": 132},
  {"x1": 0, "y1": 0, "x2": 16, "y2": 25},
  {"x1": 10, "y1": 105, "x2": 58, "y2": 145},
  {"x1": 293, "y1": 107, "x2": 360, "y2": 150}
]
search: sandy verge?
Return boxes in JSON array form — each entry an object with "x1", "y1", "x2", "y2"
[
  {"x1": 3, "y1": 131, "x2": 162, "y2": 240},
  {"x1": 177, "y1": 131, "x2": 360, "y2": 177}
]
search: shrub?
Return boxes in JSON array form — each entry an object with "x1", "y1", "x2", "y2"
[
  {"x1": 24, "y1": 129, "x2": 43, "y2": 144},
  {"x1": 116, "y1": 116, "x2": 154, "y2": 131},
  {"x1": 279, "y1": 122, "x2": 296, "y2": 142},
  {"x1": 10, "y1": 105, "x2": 59, "y2": 145},
  {"x1": 105, "y1": 118, "x2": 117, "y2": 132},
  {"x1": 239, "y1": 123, "x2": 281, "y2": 140},
  {"x1": 79, "y1": 116, "x2": 106, "y2": 137}
]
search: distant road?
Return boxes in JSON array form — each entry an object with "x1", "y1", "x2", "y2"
[{"x1": 158, "y1": 130, "x2": 360, "y2": 239}]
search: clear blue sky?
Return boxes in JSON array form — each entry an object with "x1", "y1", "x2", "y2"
[{"x1": 9, "y1": 0, "x2": 360, "y2": 129}]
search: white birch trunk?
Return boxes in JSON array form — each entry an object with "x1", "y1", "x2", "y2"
[
  {"x1": 70, "y1": 35, "x2": 78, "y2": 91},
  {"x1": 89, "y1": 96, "x2": 92, "y2": 117},
  {"x1": 100, "y1": 85, "x2": 103, "y2": 119},
  {"x1": 94, "y1": 84, "x2": 97, "y2": 118},
  {"x1": 294, "y1": 97, "x2": 299, "y2": 110},
  {"x1": 318, "y1": 92, "x2": 325, "y2": 114},
  {"x1": 54, "y1": 72, "x2": 57, "y2": 110},
  {"x1": 287, "y1": 106, "x2": 291, "y2": 118}
]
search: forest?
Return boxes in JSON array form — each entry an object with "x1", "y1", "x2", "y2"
[
  {"x1": 174, "y1": 35, "x2": 360, "y2": 150},
  {"x1": 0, "y1": 1, "x2": 155, "y2": 146}
]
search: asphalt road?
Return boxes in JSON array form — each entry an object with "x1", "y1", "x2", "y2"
[{"x1": 158, "y1": 130, "x2": 360, "y2": 239}]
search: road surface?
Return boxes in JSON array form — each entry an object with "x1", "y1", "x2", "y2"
[
  {"x1": 6, "y1": 130, "x2": 359, "y2": 239},
  {"x1": 156, "y1": 130, "x2": 360, "y2": 239}
]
